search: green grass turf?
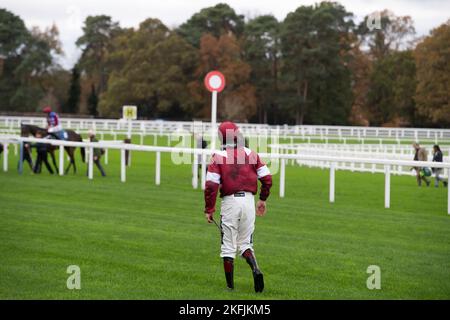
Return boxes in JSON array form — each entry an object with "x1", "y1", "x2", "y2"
[{"x1": 0, "y1": 136, "x2": 449, "y2": 299}]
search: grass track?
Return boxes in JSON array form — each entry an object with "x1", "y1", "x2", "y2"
[{"x1": 0, "y1": 136, "x2": 449, "y2": 299}]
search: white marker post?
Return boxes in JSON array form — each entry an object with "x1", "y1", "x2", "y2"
[
  {"x1": 211, "y1": 91, "x2": 217, "y2": 150},
  {"x1": 204, "y1": 71, "x2": 226, "y2": 151}
]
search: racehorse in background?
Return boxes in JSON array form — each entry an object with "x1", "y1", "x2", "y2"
[{"x1": 20, "y1": 124, "x2": 85, "y2": 174}]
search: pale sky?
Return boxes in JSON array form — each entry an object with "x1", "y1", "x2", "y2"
[{"x1": 2, "y1": 0, "x2": 449, "y2": 68}]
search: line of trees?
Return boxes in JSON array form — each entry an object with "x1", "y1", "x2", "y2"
[{"x1": 0, "y1": 3, "x2": 449, "y2": 127}]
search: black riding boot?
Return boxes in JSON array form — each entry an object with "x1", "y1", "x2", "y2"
[
  {"x1": 242, "y1": 249, "x2": 264, "y2": 293},
  {"x1": 223, "y1": 257, "x2": 234, "y2": 290}
]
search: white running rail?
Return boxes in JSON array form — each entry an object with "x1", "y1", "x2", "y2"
[{"x1": 1, "y1": 116, "x2": 449, "y2": 143}]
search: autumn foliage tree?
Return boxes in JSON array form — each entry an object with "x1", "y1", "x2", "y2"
[
  {"x1": 347, "y1": 34, "x2": 372, "y2": 126},
  {"x1": 414, "y1": 21, "x2": 450, "y2": 127},
  {"x1": 189, "y1": 33, "x2": 256, "y2": 121}
]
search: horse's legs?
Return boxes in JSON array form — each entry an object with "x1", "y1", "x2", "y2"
[
  {"x1": 65, "y1": 161, "x2": 72, "y2": 174},
  {"x1": 65, "y1": 147, "x2": 72, "y2": 174},
  {"x1": 65, "y1": 147, "x2": 76, "y2": 174}
]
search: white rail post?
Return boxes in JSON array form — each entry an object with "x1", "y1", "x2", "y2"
[
  {"x1": 104, "y1": 149, "x2": 108, "y2": 165},
  {"x1": 329, "y1": 162, "x2": 335, "y2": 203},
  {"x1": 280, "y1": 158, "x2": 285, "y2": 198},
  {"x1": 192, "y1": 150, "x2": 198, "y2": 189},
  {"x1": 3, "y1": 143, "x2": 8, "y2": 172},
  {"x1": 155, "y1": 151, "x2": 161, "y2": 185},
  {"x1": 201, "y1": 152, "x2": 206, "y2": 190},
  {"x1": 59, "y1": 145, "x2": 64, "y2": 176},
  {"x1": 447, "y1": 168, "x2": 450, "y2": 215},
  {"x1": 120, "y1": 148, "x2": 126, "y2": 182},
  {"x1": 385, "y1": 164, "x2": 391, "y2": 209},
  {"x1": 88, "y1": 146, "x2": 94, "y2": 180}
]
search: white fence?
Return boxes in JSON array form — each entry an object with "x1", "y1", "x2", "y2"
[
  {"x1": 274, "y1": 143, "x2": 450, "y2": 156},
  {"x1": 1, "y1": 136, "x2": 449, "y2": 214},
  {"x1": 272, "y1": 143, "x2": 450, "y2": 177},
  {"x1": 1, "y1": 116, "x2": 450, "y2": 143}
]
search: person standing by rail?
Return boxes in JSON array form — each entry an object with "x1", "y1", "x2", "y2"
[
  {"x1": 87, "y1": 130, "x2": 106, "y2": 177},
  {"x1": 412, "y1": 143, "x2": 430, "y2": 187},
  {"x1": 432, "y1": 145, "x2": 448, "y2": 188},
  {"x1": 204, "y1": 121, "x2": 272, "y2": 293}
]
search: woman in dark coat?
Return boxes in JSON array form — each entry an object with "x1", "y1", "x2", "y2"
[{"x1": 432, "y1": 145, "x2": 448, "y2": 188}]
